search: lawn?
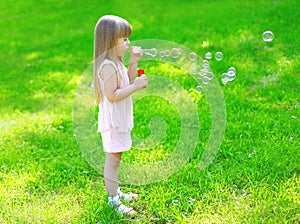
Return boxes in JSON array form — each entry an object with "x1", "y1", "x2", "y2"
[{"x1": 0, "y1": 0, "x2": 299, "y2": 223}]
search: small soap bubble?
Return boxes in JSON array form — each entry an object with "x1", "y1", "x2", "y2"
[
  {"x1": 143, "y1": 48, "x2": 157, "y2": 57},
  {"x1": 189, "y1": 52, "x2": 197, "y2": 61},
  {"x1": 196, "y1": 85, "x2": 203, "y2": 93},
  {"x1": 160, "y1": 51, "x2": 165, "y2": 58},
  {"x1": 222, "y1": 77, "x2": 228, "y2": 85},
  {"x1": 177, "y1": 48, "x2": 182, "y2": 55},
  {"x1": 227, "y1": 70, "x2": 235, "y2": 77},
  {"x1": 228, "y1": 66, "x2": 236, "y2": 74},
  {"x1": 227, "y1": 76, "x2": 236, "y2": 82},
  {"x1": 165, "y1": 50, "x2": 171, "y2": 57},
  {"x1": 221, "y1": 72, "x2": 229, "y2": 84},
  {"x1": 206, "y1": 71, "x2": 213, "y2": 80},
  {"x1": 205, "y1": 52, "x2": 212, "y2": 60},
  {"x1": 149, "y1": 48, "x2": 157, "y2": 57},
  {"x1": 171, "y1": 48, "x2": 180, "y2": 58},
  {"x1": 202, "y1": 60, "x2": 209, "y2": 68},
  {"x1": 262, "y1": 30, "x2": 274, "y2": 42},
  {"x1": 190, "y1": 63, "x2": 198, "y2": 74},
  {"x1": 215, "y1": 51, "x2": 223, "y2": 61},
  {"x1": 227, "y1": 67, "x2": 236, "y2": 81},
  {"x1": 227, "y1": 71, "x2": 236, "y2": 80},
  {"x1": 200, "y1": 68, "x2": 209, "y2": 76},
  {"x1": 143, "y1": 48, "x2": 150, "y2": 54},
  {"x1": 199, "y1": 69, "x2": 206, "y2": 77},
  {"x1": 221, "y1": 73, "x2": 227, "y2": 79},
  {"x1": 227, "y1": 73, "x2": 236, "y2": 82},
  {"x1": 202, "y1": 76, "x2": 210, "y2": 85}
]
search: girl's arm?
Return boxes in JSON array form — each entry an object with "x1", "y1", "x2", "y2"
[
  {"x1": 127, "y1": 61, "x2": 138, "y2": 83},
  {"x1": 102, "y1": 64, "x2": 147, "y2": 103},
  {"x1": 127, "y1": 47, "x2": 143, "y2": 83}
]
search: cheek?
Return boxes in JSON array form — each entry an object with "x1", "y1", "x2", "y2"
[
  {"x1": 118, "y1": 41, "x2": 125, "y2": 48},
  {"x1": 123, "y1": 43, "x2": 129, "y2": 50}
]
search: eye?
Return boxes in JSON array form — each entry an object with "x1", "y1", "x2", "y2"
[{"x1": 123, "y1": 38, "x2": 128, "y2": 42}]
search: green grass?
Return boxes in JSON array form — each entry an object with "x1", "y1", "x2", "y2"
[{"x1": 1, "y1": 0, "x2": 299, "y2": 223}]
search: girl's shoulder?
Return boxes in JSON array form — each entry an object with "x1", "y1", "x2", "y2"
[
  {"x1": 99, "y1": 59, "x2": 120, "y2": 80},
  {"x1": 101, "y1": 59, "x2": 125, "y2": 73},
  {"x1": 101, "y1": 58, "x2": 114, "y2": 67},
  {"x1": 100, "y1": 59, "x2": 116, "y2": 71}
]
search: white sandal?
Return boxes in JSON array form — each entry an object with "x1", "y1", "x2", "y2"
[
  {"x1": 108, "y1": 195, "x2": 136, "y2": 216},
  {"x1": 117, "y1": 188, "x2": 138, "y2": 203}
]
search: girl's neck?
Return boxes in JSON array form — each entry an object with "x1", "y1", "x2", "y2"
[{"x1": 117, "y1": 56, "x2": 123, "y2": 63}]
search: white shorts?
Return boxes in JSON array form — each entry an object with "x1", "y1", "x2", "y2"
[{"x1": 101, "y1": 128, "x2": 132, "y2": 153}]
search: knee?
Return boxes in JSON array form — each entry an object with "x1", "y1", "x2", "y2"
[{"x1": 106, "y1": 153, "x2": 121, "y2": 169}]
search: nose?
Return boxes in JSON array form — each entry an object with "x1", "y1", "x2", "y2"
[{"x1": 127, "y1": 39, "x2": 130, "y2": 45}]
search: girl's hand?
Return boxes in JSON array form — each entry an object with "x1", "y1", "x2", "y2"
[
  {"x1": 133, "y1": 74, "x2": 148, "y2": 90},
  {"x1": 129, "y1": 47, "x2": 143, "y2": 64}
]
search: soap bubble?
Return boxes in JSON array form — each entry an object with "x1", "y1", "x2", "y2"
[
  {"x1": 171, "y1": 48, "x2": 180, "y2": 58},
  {"x1": 202, "y1": 76, "x2": 210, "y2": 85},
  {"x1": 199, "y1": 69, "x2": 205, "y2": 77},
  {"x1": 221, "y1": 73, "x2": 228, "y2": 84},
  {"x1": 178, "y1": 48, "x2": 182, "y2": 55},
  {"x1": 196, "y1": 85, "x2": 203, "y2": 93},
  {"x1": 228, "y1": 66, "x2": 236, "y2": 74},
  {"x1": 190, "y1": 63, "x2": 198, "y2": 74},
  {"x1": 221, "y1": 73, "x2": 227, "y2": 79},
  {"x1": 149, "y1": 48, "x2": 157, "y2": 57},
  {"x1": 202, "y1": 60, "x2": 209, "y2": 68},
  {"x1": 206, "y1": 71, "x2": 213, "y2": 80},
  {"x1": 227, "y1": 71, "x2": 236, "y2": 81},
  {"x1": 200, "y1": 68, "x2": 209, "y2": 76},
  {"x1": 262, "y1": 30, "x2": 274, "y2": 42},
  {"x1": 227, "y1": 76, "x2": 235, "y2": 82},
  {"x1": 189, "y1": 52, "x2": 197, "y2": 61},
  {"x1": 222, "y1": 77, "x2": 228, "y2": 85},
  {"x1": 215, "y1": 52, "x2": 223, "y2": 61},
  {"x1": 143, "y1": 48, "x2": 150, "y2": 55},
  {"x1": 160, "y1": 51, "x2": 165, "y2": 58},
  {"x1": 227, "y1": 67, "x2": 236, "y2": 81},
  {"x1": 143, "y1": 48, "x2": 157, "y2": 57},
  {"x1": 227, "y1": 70, "x2": 235, "y2": 77},
  {"x1": 165, "y1": 50, "x2": 171, "y2": 57},
  {"x1": 205, "y1": 52, "x2": 212, "y2": 60}
]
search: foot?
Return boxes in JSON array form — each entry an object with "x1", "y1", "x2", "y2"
[
  {"x1": 117, "y1": 188, "x2": 138, "y2": 203},
  {"x1": 108, "y1": 195, "x2": 136, "y2": 216}
]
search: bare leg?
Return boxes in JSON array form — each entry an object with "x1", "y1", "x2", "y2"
[
  {"x1": 104, "y1": 152, "x2": 122, "y2": 197},
  {"x1": 104, "y1": 152, "x2": 136, "y2": 215}
]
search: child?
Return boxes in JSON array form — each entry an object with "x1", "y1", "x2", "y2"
[{"x1": 93, "y1": 15, "x2": 147, "y2": 216}]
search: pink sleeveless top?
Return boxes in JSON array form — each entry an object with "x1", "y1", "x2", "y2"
[{"x1": 97, "y1": 59, "x2": 133, "y2": 133}]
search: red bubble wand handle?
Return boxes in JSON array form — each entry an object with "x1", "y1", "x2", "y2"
[
  {"x1": 137, "y1": 69, "x2": 144, "y2": 77},
  {"x1": 137, "y1": 69, "x2": 146, "y2": 88}
]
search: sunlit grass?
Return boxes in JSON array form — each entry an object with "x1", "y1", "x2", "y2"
[{"x1": 1, "y1": 0, "x2": 299, "y2": 223}]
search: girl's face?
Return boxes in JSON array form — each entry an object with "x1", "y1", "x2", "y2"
[{"x1": 116, "y1": 37, "x2": 130, "y2": 57}]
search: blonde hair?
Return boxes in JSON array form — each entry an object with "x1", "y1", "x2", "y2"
[{"x1": 93, "y1": 15, "x2": 132, "y2": 104}]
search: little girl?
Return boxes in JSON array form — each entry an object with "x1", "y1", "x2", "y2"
[{"x1": 93, "y1": 15, "x2": 147, "y2": 216}]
